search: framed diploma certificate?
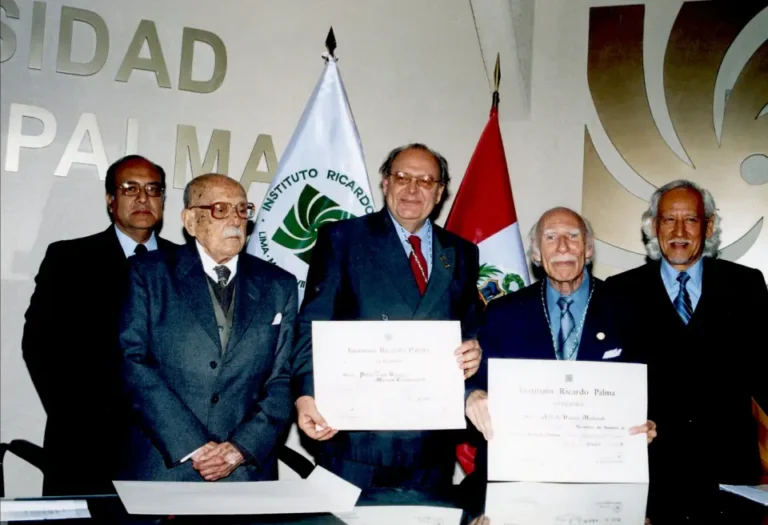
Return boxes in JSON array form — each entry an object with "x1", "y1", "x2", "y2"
[
  {"x1": 312, "y1": 320, "x2": 466, "y2": 431},
  {"x1": 488, "y1": 358, "x2": 649, "y2": 483}
]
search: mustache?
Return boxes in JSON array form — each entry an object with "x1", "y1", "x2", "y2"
[
  {"x1": 548, "y1": 254, "x2": 578, "y2": 263},
  {"x1": 222, "y1": 226, "x2": 244, "y2": 239}
]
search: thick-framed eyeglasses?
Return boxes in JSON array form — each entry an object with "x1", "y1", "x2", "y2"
[
  {"x1": 118, "y1": 181, "x2": 165, "y2": 197},
  {"x1": 189, "y1": 202, "x2": 256, "y2": 220},
  {"x1": 388, "y1": 171, "x2": 442, "y2": 190}
]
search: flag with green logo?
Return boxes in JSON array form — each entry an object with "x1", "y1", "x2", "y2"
[{"x1": 246, "y1": 56, "x2": 374, "y2": 304}]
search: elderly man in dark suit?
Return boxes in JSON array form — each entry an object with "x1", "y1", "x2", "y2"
[
  {"x1": 606, "y1": 179, "x2": 768, "y2": 488},
  {"x1": 463, "y1": 207, "x2": 655, "y2": 480},
  {"x1": 23, "y1": 155, "x2": 176, "y2": 496},
  {"x1": 291, "y1": 143, "x2": 483, "y2": 489},
  {"x1": 118, "y1": 174, "x2": 297, "y2": 482}
]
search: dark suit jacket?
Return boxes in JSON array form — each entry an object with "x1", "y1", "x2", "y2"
[
  {"x1": 292, "y1": 208, "x2": 482, "y2": 469},
  {"x1": 117, "y1": 243, "x2": 298, "y2": 481},
  {"x1": 467, "y1": 276, "x2": 627, "y2": 480},
  {"x1": 22, "y1": 226, "x2": 176, "y2": 495},
  {"x1": 606, "y1": 258, "x2": 768, "y2": 486}
]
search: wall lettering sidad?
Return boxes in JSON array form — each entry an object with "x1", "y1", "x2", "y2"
[{"x1": 0, "y1": 0, "x2": 277, "y2": 191}]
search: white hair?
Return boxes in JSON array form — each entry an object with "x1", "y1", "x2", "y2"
[
  {"x1": 641, "y1": 179, "x2": 722, "y2": 260},
  {"x1": 528, "y1": 207, "x2": 595, "y2": 267}
]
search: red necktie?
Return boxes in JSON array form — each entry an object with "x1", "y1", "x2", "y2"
[{"x1": 408, "y1": 235, "x2": 429, "y2": 296}]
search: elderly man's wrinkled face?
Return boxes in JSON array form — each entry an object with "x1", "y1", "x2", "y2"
[
  {"x1": 382, "y1": 148, "x2": 445, "y2": 232},
  {"x1": 534, "y1": 209, "x2": 593, "y2": 286},
  {"x1": 182, "y1": 177, "x2": 249, "y2": 263},
  {"x1": 654, "y1": 187, "x2": 714, "y2": 271}
]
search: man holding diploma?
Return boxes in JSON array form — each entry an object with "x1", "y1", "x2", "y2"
[
  {"x1": 464, "y1": 208, "x2": 656, "y2": 481},
  {"x1": 291, "y1": 144, "x2": 484, "y2": 489}
]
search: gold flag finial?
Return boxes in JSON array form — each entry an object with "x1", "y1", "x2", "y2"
[
  {"x1": 325, "y1": 27, "x2": 337, "y2": 58},
  {"x1": 492, "y1": 53, "x2": 501, "y2": 108}
]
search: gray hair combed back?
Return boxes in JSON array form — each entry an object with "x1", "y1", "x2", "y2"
[
  {"x1": 528, "y1": 207, "x2": 595, "y2": 267},
  {"x1": 641, "y1": 179, "x2": 722, "y2": 260},
  {"x1": 378, "y1": 143, "x2": 451, "y2": 185}
]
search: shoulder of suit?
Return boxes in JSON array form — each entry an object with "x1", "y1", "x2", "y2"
[
  {"x1": 433, "y1": 224, "x2": 476, "y2": 252},
  {"x1": 486, "y1": 281, "x2": 542, "y2": 317},
  {"x1": 602, "y1": 262, "x2": 655, "y2": 289},
  {"x1": 156, "y1": 236, "x2": 180, "y2": 250},
  {"x1": 705, "y1": 257, "x2": 763, "y2": 280},
  {"x1": 241, "y1": 252, "x2": 297, "y2": 285},
  {"x1": 44, "y1": 228, "x2": 114, "y2": 257}
]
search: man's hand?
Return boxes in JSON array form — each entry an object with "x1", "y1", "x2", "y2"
[
  {"x1": 190, "y1": 441, "x2": 218, "y2": 462},
  {"x1": 465, "y1": 389, "x2": 493, "y2": 440},
  {"x1": 296, "y1": 395, "x2": 337, "y2": 441},
  {"x1": 456, "y1": 339, "x2": 482, "y2": 379},
  {"x1": 629, "y1": 420, "x2": 658, "y2": 444},
  {"x1": 469, "y1": 516, "x2": 490, "y2": 525},
  {"x1": 192, "y1": 442, "x2": 244, "y2": 481}
]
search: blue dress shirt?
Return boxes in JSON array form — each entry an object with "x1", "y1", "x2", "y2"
[
  {"x1": 660, "y1": 257, "x2": 703, "y2": 311},
  {"x1": 546, "y1": 269, "x2": 591, "y2": 360},
  {"x1": 387, "y1": 209, "x2": 433, "y2": 276},
  {"x1": 114, "y1": 226, "x2": 158, "y2": 258}
]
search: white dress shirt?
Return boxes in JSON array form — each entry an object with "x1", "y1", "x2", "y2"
[
  {"x1": 195, "y1": 241, "x2": 238, "y2": 285},
  {"x1": 114, "y1": 226, "x2": 158, "y2": 257}
]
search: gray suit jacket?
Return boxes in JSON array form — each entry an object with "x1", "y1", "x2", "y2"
[
  {"x1": 118, "y1": 243, "x2": 298, "y2": 481},
  {"x1": 292, "y1": 208, "x2": 482, "y2": 468}
]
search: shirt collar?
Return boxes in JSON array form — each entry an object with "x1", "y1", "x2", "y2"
[
  {"x1": 195, "y1": 241, "x2": 238, "y2": 285},
  {"x1": 387, "y1": 208, "x2": 431, "y2": 242},
  {"x1": 661, "y1": 256, "x2": 703, "y2": 288},
  {"x1": 114, "y1": 225, "x2": 158, "y2": 258},
  {"x1": 546, "y1": 267, "x2": 591, "y2": 305}
]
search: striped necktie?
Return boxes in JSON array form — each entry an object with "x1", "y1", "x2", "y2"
[
  {"x1": 556, "y1": 296, "x2": 575, "y2": 360},
  {"x1": 674, "y1": 272, "x2": 693, "y2": 324}
]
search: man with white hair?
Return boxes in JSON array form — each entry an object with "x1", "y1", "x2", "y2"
[
  {"x1": 118, "y1": 174, "x2": 298, "y2": 482},
  {"x1": 464, "y1": 207, "x2": 655, "y2": 479},
  {"x1": 606, "y1": 179, "x2": 768, "y2": 487}
]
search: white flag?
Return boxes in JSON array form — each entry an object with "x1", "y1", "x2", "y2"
[{"x1": 247, "y1": 58, "x2": 374, "y2": 304}]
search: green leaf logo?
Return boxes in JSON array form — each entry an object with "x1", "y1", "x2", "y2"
[{"x1": 271, "y1": 184, "x2": 356, "y2": 263}]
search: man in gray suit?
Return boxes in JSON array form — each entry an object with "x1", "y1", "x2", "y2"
[
  {"x1": 119, "y1": 174, "x2": 297, "y2": 481},
  {"x1": 292, "y1": 144, "x2": 483, "y2": 489}
]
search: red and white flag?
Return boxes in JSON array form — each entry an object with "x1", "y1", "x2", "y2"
[{"x1": 445, "y1": 101, "x2": 529, "y2": 305}]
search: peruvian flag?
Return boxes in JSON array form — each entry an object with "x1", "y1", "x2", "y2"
[
  {"x1": 446, "y1": 93, "x2": 530, "y2": 476},
  {"x1": 445, "y1": 100, "x2": 530, "y2": 305}
]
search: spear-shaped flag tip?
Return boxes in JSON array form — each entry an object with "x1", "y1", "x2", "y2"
[{"x1": 325, "y1": 27, "x2": 337, "y2": 57}]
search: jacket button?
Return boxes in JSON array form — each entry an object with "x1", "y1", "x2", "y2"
[
  {"x1": 211, "y1": 394, "x2": 219, "y2": 404},
  {"x1": 210, "y1": 361, "x2": 218, "y2": 369}
]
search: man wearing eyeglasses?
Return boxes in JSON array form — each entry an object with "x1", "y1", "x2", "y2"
[
  {"x1": 292, "y1": 144, "x2": 483, "y2": 489},
  {"x1": 22, "y1": 155, "x2": 177, "y2": 495},
  {"x1": 117, "y1": 174, "x2": 297, "y2": 483}
]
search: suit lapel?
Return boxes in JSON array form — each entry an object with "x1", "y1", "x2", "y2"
[
  {"x1": 577, "y1": 279, "x2": 607, "y2": 361},
  {"x1": 529, "y1": 281, "x2": 557, "y2": 359},
  {"x1": 368, "y1": 210, "x2": 421, "y2": 313},
  {"x1": 688, "y1": 257, "x2": 716, "y2": 328},
  {"x1": 176, "y1": 244, "x2": 221, "y2": 349},
  {"x1": 414, "y1": 228, "x2": 454, "y2": 318},
  {"x1": 224, "y1": 257, "x2": 262, "y2": 358}
]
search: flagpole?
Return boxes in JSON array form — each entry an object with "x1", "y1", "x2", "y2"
[{"x1": 492, "y1": 52, "x2": 500, "y2": 110}]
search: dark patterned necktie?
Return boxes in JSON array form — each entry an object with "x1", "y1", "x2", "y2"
[
  {"x1": 133, "y1": 244, "x2": 148, "y2": 256},
  {"x1": 556, "y1": 296, "x2": 575, "y2": 360},
  {"x1": 213, "y1": 265, "x2": 231, "y2": 287},
  {"x1": 408, "y1": 235, "x2": 429, "y2": 296},
  {"x1": 674, "y1": 272, "x2": 693, "y2": 324}
]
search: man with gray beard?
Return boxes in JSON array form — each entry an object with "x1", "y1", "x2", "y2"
[
  {"x1": 118, "y1": 174, "x2": 298, "y2": 482},
  {"x1": 606, "y1": 180, "x2": 768, "y2": 488}
]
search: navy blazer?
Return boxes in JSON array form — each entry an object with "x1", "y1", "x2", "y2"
[
  {"x1": 292, "y1": 208, "x2": 482, "y2": 469},
  {"x1": 472, "y1": 276, "x2": 625, "y2": 392},
  {"x1": 118, "y1": 243, "x2": 298, "y2": 481}
]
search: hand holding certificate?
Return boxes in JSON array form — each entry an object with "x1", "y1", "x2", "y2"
[
  {"x1": 488, "y1": 359, "x2": 649, "y2": 483},
  {"x1": 312, "y1": 320, "x2": 466, "y2": 431}
]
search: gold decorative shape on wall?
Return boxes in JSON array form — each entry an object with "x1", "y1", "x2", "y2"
[{"x1": 584, "y1": 2, "x2": 768, "y2": 276}]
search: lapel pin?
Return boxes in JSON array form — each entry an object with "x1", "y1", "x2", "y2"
[
  {"x1": 440, "y1": 255, "x2": 451, "y2": 269},
  {"x1": 596, "y1": 332, "x2": 605, "y2": 341}
]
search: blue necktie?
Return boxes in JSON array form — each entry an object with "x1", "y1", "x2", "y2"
[
  {"x1": 557, "y1": 296, "x2": 575, "y2": 360},
  {"x1": 674, "y1": 272, "x2": 693, "y2": 324}
]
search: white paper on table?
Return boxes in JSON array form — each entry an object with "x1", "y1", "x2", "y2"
[
  {"x1": 312, "y1": 320, "x2": 466, "y2": 431},
  {"x1": 488, "y1": 358, "x2": 649, "y2": 482},
  {"x1": 719, "y1": 484, "x2": 768, "y2": 506},
  {"x1": 112, "y1": 466, "x2": 361, "y2": 515},
  {"x1": 484, "y1": 482, "x2": 649, "y2": 524},
  {"x1": 334, "y1": 505, "x2": 462, "y2": 524},
  {"x1": 0, "y1": 499, "x2": 91, "y2": 521}
]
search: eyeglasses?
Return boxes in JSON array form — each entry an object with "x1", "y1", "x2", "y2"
[
  {"x1": 189, "y1": 202, "x2": 256, "y2": 220},
  {"x1": 388, "y1": 171, "x2": 442, "y2": 190},
  {"x1": 118, "y1": 181, "x2": 165, "y2": 197}
]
